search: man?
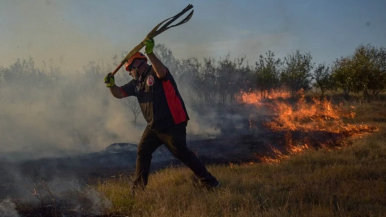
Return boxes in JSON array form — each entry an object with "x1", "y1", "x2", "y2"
[{"x1": 104, "y1": 38, "x2": 220, "y2": 190}]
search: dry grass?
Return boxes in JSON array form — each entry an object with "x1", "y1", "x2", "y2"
[
  {"x1": 9, "y1": 98, "x2": 385, "y2": 216},
  {"x1": 95, "y1": 101, "x2": 386, "y2": 217}
]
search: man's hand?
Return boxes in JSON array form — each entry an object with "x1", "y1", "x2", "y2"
[
  {"x1": 144, "y1": 38, "x2": 154, "y2": 54},
  {"x1": 104, "y1": 73, "x2": 115, "y2": 88},
  {"x1": 145, "y1": 38, "x2": 166, "y2": 79}
]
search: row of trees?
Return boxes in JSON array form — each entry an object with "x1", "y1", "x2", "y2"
[
  {"x1": 1, "y1": 44, "x2": 385, "y2": 106},
  {"x1": 0, "y1": 57, "x2": 59, "y2": 87},
  {"x1": 329, "y1": 45, "x2": 386, "y2": 98},
  {"x1": 153, "y1": 44, "x2": 386, "y2": 103},
  {"x1": 255, "y1": 44, "x2": 386, "y2": 99},
  {"x1": 1, "y1": 44, "x2": 384, "y2": 128}
]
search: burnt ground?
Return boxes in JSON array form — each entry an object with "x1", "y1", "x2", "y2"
[
  {"x1": 0, "y1": 122, "x2": 270, "y2": 216},
  {"x1": 0, "y1": 127, "x2": 352, "y2": 216},
  {"x1": 0, "y1": 130, "x2": 266, "y2": 199},
  {"x1": 0, "y1": 101, "x2": 370, "y2": 216},
  {"x1": 0, "y1": 119, "x2": 351, "y2": 198}
]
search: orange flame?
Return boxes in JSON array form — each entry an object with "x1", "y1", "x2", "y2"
[
  {"x1": 239, "y1": 89, "x2": 291, "y2": 105},
  {"x1": 239, "y1": 89, "x2": 378, "y2": 163}
]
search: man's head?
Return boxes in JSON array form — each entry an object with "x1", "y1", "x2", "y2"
[{"x1": 125, "y1": 52, "x2": 148, "y2": 80}]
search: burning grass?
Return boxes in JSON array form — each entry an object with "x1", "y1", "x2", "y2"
[
  {"x1": 240, "y1": 90, "x2": 379, "y2": 163},
  {"x1": 92, "y1": 95, "x2": 386, "y2": 217},
  {"x1": 95, "y1": 129, "x2": 386, "y2": 217},
  {"x1": 6, "y1": 93, "x2": 386, "y2": 216}
]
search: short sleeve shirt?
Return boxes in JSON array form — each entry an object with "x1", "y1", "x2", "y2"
[{"x1": 120, "y1": 66, "x2": 189, "y2": 131}]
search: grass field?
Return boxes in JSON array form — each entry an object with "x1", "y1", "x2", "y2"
[{"x1": 94, "y1": 99, "x2": 386, "y2": 217}]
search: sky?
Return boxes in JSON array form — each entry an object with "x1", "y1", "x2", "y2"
[{"x1": 1, "y1": 0, "x2": 385, "y2": 72}]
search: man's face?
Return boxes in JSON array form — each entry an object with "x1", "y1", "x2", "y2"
[
  {"x1": 129, "y1": 68, "x2": 139, "y2": 80},
  {"x1": 128, "y1": 59, "x2": 142, "y2": 80}
]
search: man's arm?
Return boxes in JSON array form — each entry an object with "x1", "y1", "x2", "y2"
[
  {"x1": 104, "y1": 73, "x2": 125, "y2": 98},
  {"x1": 147, "y1": 52, "x2": 167, "y2": 79},
  {"x1": 144, "y1": 38, "x2": 167, "y2": 79},
  {"x1": 109, "y1": 85, "x2": 125, "y2": 99}
]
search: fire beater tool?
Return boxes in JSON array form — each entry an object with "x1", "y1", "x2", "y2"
[{"x1": 110, "y1": 4, "x2": 194, "y2": 76}]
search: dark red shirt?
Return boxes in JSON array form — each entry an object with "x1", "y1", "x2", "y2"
[{"x1": 120, "y1": 66, "x2": 189, "y2": 131}]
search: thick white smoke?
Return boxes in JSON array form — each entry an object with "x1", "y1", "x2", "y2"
[{"x1": 0, "y1": 198, "x2": 20, "y2": 217}]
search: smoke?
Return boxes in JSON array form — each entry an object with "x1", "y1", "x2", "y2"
[
  {"x1": 0, "y1": 66, "x2": 146, "y2": 161},
  {"x1": 44, "y1": 177, "x2": 112, "y2": 215},
  {"x1": 0, "y1": 59, "x2": 223, "y2": 161},
  {"x1": 0, "y1": 165, "x2": 112, "y2": 215},
  {"x1": 0, "y1": 1, "x2": 287, "y2": 162},
  {"x1": 0, "y1": 199, "x2": 19, "y2": 217},
  {"x1": 0, "y1": 0, "x2": 276, "y2": 164},
  {"x1": 186, "y1": 108, "x2": 221, "y2": 137},
  {"x1": 76, "y1": 188, "x2": 112, "y2": 215}
]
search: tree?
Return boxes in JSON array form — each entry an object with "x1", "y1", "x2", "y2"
[
  {"x1": 235, "y1": 57, "x2": 253, "y2": 95},
  {"x1": 200, "y1": 57, "x2": 218, "y2": 104},
  {"x1": 313, "y1": 63, "x2": 333, "y2": 97},
  {"x1": 228, "y1": 56, "x2": 251, "y2": 103},
  {"x1": 331, "y1": 44, "x2": 386, "y2": 99},
  {"x1": 281, "y1": 50, "x2": 314, "y2": 96},
  {"x1": 83, "y1": 60, "x2": 107, "y2": 83},
  {"x1": 178, "y1": 57, "x2": 202, "y2": 104},
  {"x1": 331, "y1": 56, "x2": 355, "y2": 98},
  {"x1": 122, "y1": 97, "x2": 141, "y2": 128},
  {"x1": 154, "y1": 44, "x2": 181, "y2": 78},
  {"x1": 216, "y1": 53, "x2": 238, "y2": 104},
  {"x1": 255, "y1": 51, "x2": 282, "y2": 98},
  {"x1": 351, "y1": 44, "x2": 386, "y2": 98},
  {"x1": 3, "y1": 59, "x2": 23, "y2": 82}
]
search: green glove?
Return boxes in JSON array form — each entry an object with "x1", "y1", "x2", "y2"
[
  {"x1": 144, "y1": 38, "x2": 154, "y2": 54},
  {"x1": 104, "y1": 73, "x2": 115, "y2": 88}
]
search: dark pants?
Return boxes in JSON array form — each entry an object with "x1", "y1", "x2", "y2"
[{"x1": 133, "y1": 122, "x2": 217, "y2": 188}]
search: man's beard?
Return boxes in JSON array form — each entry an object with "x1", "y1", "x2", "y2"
[{"x1": 132, "y1": 69, "x2": 140, "y2": 80}]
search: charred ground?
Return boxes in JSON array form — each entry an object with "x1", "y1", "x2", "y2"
[{"x1": 1, "y1": 94, "x2": 380, "y2": 216}]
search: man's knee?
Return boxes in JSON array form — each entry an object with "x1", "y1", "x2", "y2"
[
  {"x1": 170, "y1": 148, "x2": 195, "y2": 159},
  {"x1": 137, "y1": 149, "x2": 153, "y2": 161}
]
